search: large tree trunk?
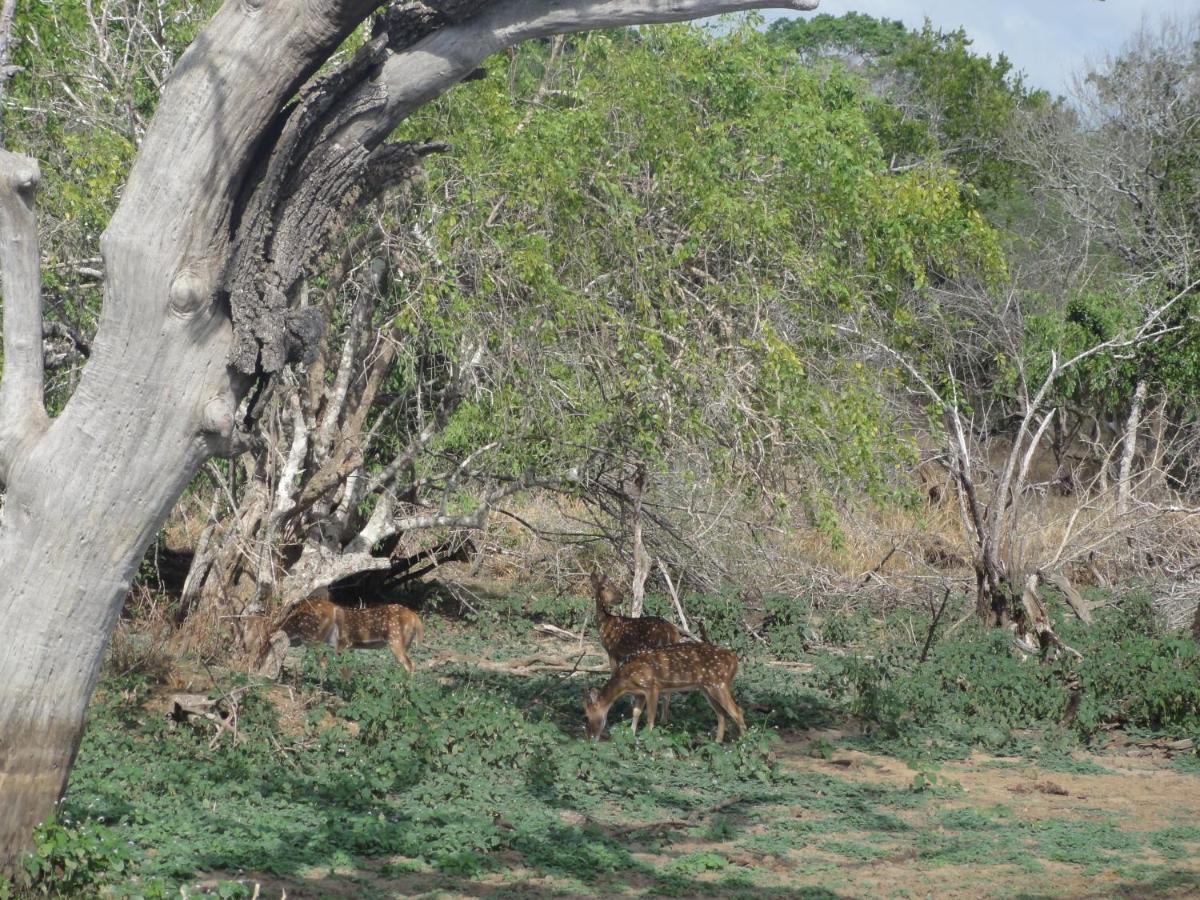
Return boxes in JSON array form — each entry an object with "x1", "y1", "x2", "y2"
[
  {"x1": 0, "y1": 0, "x2": 368, "y2": 856},
  {"x1": 0, "y1": 345, "x2": 223, "y2": 861},
  {"x1": 0, "y1": 0, "x2": 818, "y2": 869}
]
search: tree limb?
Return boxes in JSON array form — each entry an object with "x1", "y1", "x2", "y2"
[
  {"x1": 336, "y1": 0, "x2": 821, "y2": 160},
  {"x1": 0, "y1": 0, "x2": 19, "y2": 142}
]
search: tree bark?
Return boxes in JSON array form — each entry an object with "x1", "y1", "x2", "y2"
[
  {"x1": 0, "y1": 0, "x2": 375, "y2": 861},
  {"x1": 0, "y1": 0, "x2": 820, "y2": 868},
  {"x1": 0, "y1": 0, "x2": 18, "y2": 146},
  {"x1": 630, "y1": 465, "x2": 650, "y2": 617},
  {"x1": 1117, "y1": 379, "x2": 1147, "y2": 516}
]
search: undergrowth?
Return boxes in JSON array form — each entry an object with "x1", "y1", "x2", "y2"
[
  {"x1": 40, "y1": 636, "x2": 826, "y2": 896},
  {"x1": 13, "y1": 585, "x2": 1200, "y2": 896},
  {"x1": 817, "y1": 590, "x2": 1200, "y2": 760}
]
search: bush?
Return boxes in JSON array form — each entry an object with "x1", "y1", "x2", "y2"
[
  {"x1": 1070, "y1": 593, "x2": 1200, "y2": 735},
  {"x1": 644, "y1": 588, "x2": 818, "y2": 659},
  {"x1": 818, "y1": 592, "x2": 1200, "y2": 752}
]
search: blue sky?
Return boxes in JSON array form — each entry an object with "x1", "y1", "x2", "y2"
[{"x1": 760, "y1": 0, "x2": 1198, "y2": 95}]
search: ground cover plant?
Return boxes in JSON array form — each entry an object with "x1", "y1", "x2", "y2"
[{"x1": 8, "y1": 587, "x2": 1200, "y2": 898}]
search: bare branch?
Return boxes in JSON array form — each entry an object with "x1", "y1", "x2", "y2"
[
  {"x1": 270, "y1": 389, "x2": 308, "y2": 523},
  {"x1": 0, "y1": 0, "x2": 19, "y2": 134}
]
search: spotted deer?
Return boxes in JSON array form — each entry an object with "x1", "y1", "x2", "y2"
[
  {"x1": 260, "y1": 589, "x2": 423, "y2": 675},
  {"x1": 591, "y1": 571, "x2": 684, "y2": 667},
  {"x1": 590, "y1": 571, "x2": 685, "y2": 720},
  {"x1": 582, "y1": 642, "x2": 746, "y2": 743}
]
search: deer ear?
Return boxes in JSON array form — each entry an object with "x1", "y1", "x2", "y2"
[{"x1": 583, "y1": 687, "x2": 598, "y2": 704}]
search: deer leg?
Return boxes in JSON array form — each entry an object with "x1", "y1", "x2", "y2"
[
  {"x1": 312, "y1": 618, "x2": 339, "y2": 668},
  {"x1": 325, "y1": 618, "x2": 342, "y2": 651},
  {"x1": 644, "y1": 687, "x2": 659, "y2": 732},
  {"x1": 631, "y1": 694, "x2": 645, "y2": 734},
  {"x1": 701, "y1": 688, "x2": 727, "y2": 743},
  {"x1": 389, "y1": 636, "x2": 414, "y2": 675},
  {"x1": 712, "y1": 685, "x2": 746, "y2": 739}
]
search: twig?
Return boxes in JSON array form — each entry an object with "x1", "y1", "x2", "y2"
[
  {"x1": 609, "y1": 796, "x2": 742, "y2": 836},
  {"x1": 859, "y1": 542, "x2": 898, "y2": 588},
  {"x1": 534, "y1": 622, "x2": 583, "y2": 642},
  {"x1": 423, "y1": 651, "x2": 609, "y2": 675},
  {"x1": 919, "y1": 586, "x2": 952, "y2": 663},
  {"x1": 656, "y1": 558, "x2": 700, "y2": 640}
]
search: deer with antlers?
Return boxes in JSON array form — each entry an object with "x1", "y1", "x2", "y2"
[{"x1": 583, "y1": 642, "x2": 746, "y2": 742}]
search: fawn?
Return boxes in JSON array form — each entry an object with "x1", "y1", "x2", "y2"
[
  {"x1": 591, "y1": 571, "x2": 685, "y2": 720},
  {"x1": 264, "y1": 590, "x2": 423, "y2": 675},
  {"x1": 583, "y1": 642, "x2": 746, "y2": 743}
]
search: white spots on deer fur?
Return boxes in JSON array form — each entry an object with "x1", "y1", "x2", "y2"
[{"x1": 274, "y1": 597, "x2": 421, "y2": 675}]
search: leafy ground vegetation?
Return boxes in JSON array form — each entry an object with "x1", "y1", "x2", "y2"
[{"x1": 8, "y1": 586, "x2": 1200, "y2": 898}]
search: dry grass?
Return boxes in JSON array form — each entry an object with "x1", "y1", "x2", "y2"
[
  {"x1": 139, "y1": 442, "x2": 1200, "y2": 649},
  {"x1": 104, "y1": 584, "x2": 179, "y2": 683},
  {"x1": 475, "y1": 471, "x2": 1200, "y2": 624}
]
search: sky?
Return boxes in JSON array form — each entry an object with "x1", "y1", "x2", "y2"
[{"x1": 759, "y1": 0, "x2": 1199, "y2": 96}]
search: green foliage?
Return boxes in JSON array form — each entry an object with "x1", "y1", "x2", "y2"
[
  {"x1": 769, "y1": 13, "x2": 1044, "y2": 208},
  {"x1": 641, "y1": 588, "x2": 820, "y2": 662},
  {"x1": 766, "y1": 12, "x2": 909, "y2": 59},
  {"x1": 1068, "y1": 594, "x2": 1200, "y2": 736},
  {"x1": 60, "y1": 640, "x2": 796, "y2": 891},
  {"x1": 49, "y1": 594, "x2": 1200, "y2": 894},
  {"x1": 761, "y1": 593, "x2": 817, "y2": 659},
  {"x1": 818, "y1": 591, "x2": 1200, "y2": 759},
  {"x1": 382, "y1": 22, "x2": 1004, "y2": 514},
  {"x1": 18, "y1": 818, "x2": 131, "y2": 896}
]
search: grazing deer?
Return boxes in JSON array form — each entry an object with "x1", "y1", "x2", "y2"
[
  {"x1": 583, "y1": 642, "x2": 746, "y2": 743},
  {"x1": 591, "y1": 571, "x2": 685, "y2": 720},
  {"x1": 260, "y1": 590, "x2": 423, "y2": 675}
]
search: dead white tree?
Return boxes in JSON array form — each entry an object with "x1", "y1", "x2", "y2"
[
  {"x1": 850, "y1": 275, "x2": 1195, "y2": 651},
  {"x1": 0, "y1": 0, "x2": 19, "y2": 132},
  {"x1": 0, "y1": 0, "x2": 819, "y2": 865}
]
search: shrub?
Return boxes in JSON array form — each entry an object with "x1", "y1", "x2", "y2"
[
  {"x1": 18, "y1": 819, "x2": 131, "y2": 896},
  {"x1": 1070, "y1": 593, "x2": 1200, "y2": 735},
  {"x1": 819, "y1": 592, "x2": 1200, "y2": 750}
]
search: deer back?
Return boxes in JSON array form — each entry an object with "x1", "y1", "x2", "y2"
[
  {"x1": 620, "y1": 642, "x2": 738, "y2": 691},
  {"x1": 601, "y1": 615, "x2": 683, "y2": 663},
  {"x1": 341, "y1": 603, "x2": 423, "y2": 645}
]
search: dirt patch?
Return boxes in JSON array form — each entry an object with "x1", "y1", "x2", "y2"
[{"x1": 771, "y1": 734, "x2": 1200, "y2": 898}]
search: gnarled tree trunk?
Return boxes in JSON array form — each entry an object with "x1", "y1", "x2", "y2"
[{"x1": 0, "y1": 0, "x2": 819, "y2": 867}]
